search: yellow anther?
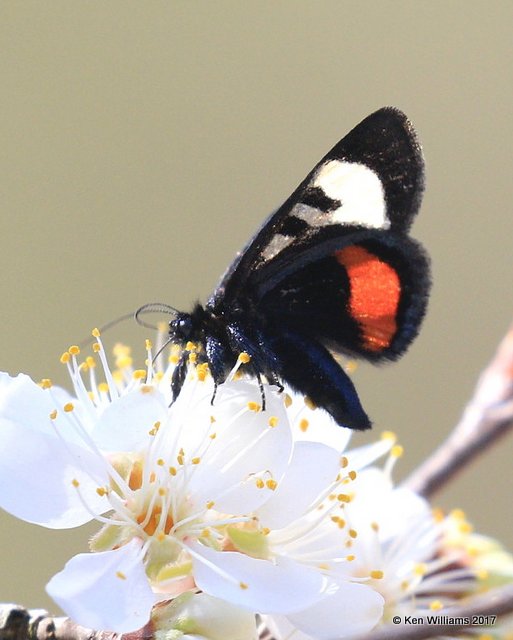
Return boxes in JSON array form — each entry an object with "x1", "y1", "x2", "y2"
[
  {"x1": 340, "y1": 456, "x2": 349, "y2": 468},
  {"x1": 247, "y1": 401, "x2": 261, "y2": 412},
  {"x1": 458, "y1": 521, "x2": 473, "y2": 534},
  {"x1": 93, "y1": 342, "x2": 101, "y2": 353},
  {"x1": 157, "y1": 532, "x2": 166, "y2": 542},
  {"x1": 60, "y1": 352, "x2": 70, "y2": 364},
  {"x1": 346, "y1": 554, "x2": 355, "y2": 562},
  {"x1": 304, "y1": 396, "x2": 316, "y2": 410},
  {"x1": 197, "y1": 368, "x2": 207, "y2": 382},
  {"x1": 133, "y1": 370, "x2": 147, "y2": 380},
  {"x1": 210, "y1": 415, "x2": 216, "y2": 423},
  {"x1": 177, "y1": 455, "x2": 184, "y2": 466},
  {"x1": 268, "y1": 416, "x2": 279, "y2": 427},
  {"x1": 169, "y1": 467, "x2": 177, "y2": 476},
  {"x1": 391, "y1": 444, "x2": 404, "y2": 458},
  {"x1": 239, "y1": 582, "x2": 248, "y2": 590},
  {"x1": 96, "y1": 487, "x2": 107, "y2": 497},
  {"x1": 206, "y1": 501, "x2": 215, "y2": 509},
  {"x1": 192, "y1": 457, "x2": 201, "y2": 465},
  {"x1": 69, "y1": 345, "x2": 80, "y2": 356},
  {"x1": 189, "y1": 352, "x2": 198, "y2": 364},
  {"x1": 299, "y1": 418, "x2": 309, "y2": 432},
  {"x1": 49, "y1": 409, "x2": 58, "y2": 420},
  {"x1": 92, "y1": 328, "x2": 101, "y2": 338},
  {"x1": 262, "y1": 527, "x2": 270, "y2": 535},
  {"x1": 429, "y1": 600, "x2": 443, "y2": 611},
  {"x1": 348, "y1": 529, "x2": 358, "y2": 539},
  {"x1": 186, "y1": 341, "x2": 197, "y2": 352},
  {"x1": 98, "y1": 382, "x2": 109, "y2": 393},
  {"x1": 477, "y1": 569, "x2": 489, "y2": 581},
  {"x1": 401, "y1": 580, "x2": 410, "y2": 591},
  {"x1": 140, "y1": 385, "x2": 153, "y2": 394},
  {"x1": 414, "y1": 563, "x2": 427, "y2": 576},
  {"x1": 72, "y1": 478, "x2": 80, "y2": 488},
  {"x1": 116, "y1": 571, "x2": 127, "y2": 580},
  {"x1": 370, "y1": 570, "x2": 384, "y2": 580},
  {"x1": 157, "y1": 458, "x2": 165, "y2": 466},
  {"x1": 64, "y1": 402, "x2": 74, "y2": 412},
  {"x1": 432, "y1": 507, "x2": 445, "y2": 522},
  {"x1": 85, "y1": 356, "x2": 96, "y2": 368},
  {"x1": 348, "y1": 470, "x2": 357, "y2": 481},
  {"x1": 209, "y1": 432, "x2": 217, "y2": 440},
  {"x1": 450, "y1": 508, "x2": 466, "y2": 520},
  {"x1": 255, "y1": 478, "x2": 265, "y2": 489},
  {"x1": 337, "y1": 493, "x2": 351, "y2": 503},
  {"x1": 371, "y1": 521, "x2": 379, "y2": 532},
  {"x1": 317, "y1": 563, "x2": 330, "y2": 570},
  {"x1": 169, "y1": 354, "x2": 179, "y2": 365},
  {"x1": 158, "y1": 487, "x2": 166, "y2": 496},
  {"x1": 266, "y1": 479, "x2": 278, "y2": 491},
  {"x1": 145, "y1": 339, "x2": 152, "y2": 350},
  {"x1": 40, "y1": 378, "x2": 52, "y2": 389},
  {"x1": 381, "y1": 430, "x2": 397, "y2": 442},
  {"x1": 284, "y1": 393, "x2": 292, "y2": 408},
  {"x1": 331, "y1": 516, "x2": 346, "y2": 528},
  {"x1": 238, "y1": 352, "x2": 251, "y2": 364}
]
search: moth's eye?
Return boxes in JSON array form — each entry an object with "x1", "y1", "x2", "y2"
[{"x1": 171, "y1": 315, "x2": 193, "y2": 340}]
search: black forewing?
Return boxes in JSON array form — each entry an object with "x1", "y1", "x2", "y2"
[{"x1": 209, "y1": 107, "x2": 424, "y2": 309}]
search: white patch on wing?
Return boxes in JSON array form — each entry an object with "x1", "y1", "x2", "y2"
[
  {"x1": 260, "y1": 232, "x2": 294, "y2": 262},
  {"x1": 314, "y1": 160, "x2": 389, "y2": 229}
]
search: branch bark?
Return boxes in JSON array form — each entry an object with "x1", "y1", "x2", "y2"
[{"x1": 405, "y1": 323, "x2": 513, "y2": 498}]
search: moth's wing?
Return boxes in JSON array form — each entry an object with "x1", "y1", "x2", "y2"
[
  {"x1": 209, "y1": 107, "x2": 424, "y2": 308},
  {"x1": 266, "y1": 328, "x2": 372, "y2": 430},
  {"x1": 255, "y1": 225, "x2": 431, "y2": 362}
]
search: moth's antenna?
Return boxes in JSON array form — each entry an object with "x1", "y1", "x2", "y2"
[
  {"x1": 78, "y1": 303, "x2": 179, "y2": 348},
  {"x1": 78, "y1": 311, "x2": 136, "y2": 348},
  {"x1": 135, "y1": 302, "x2": 179, "y2": 330},
  {"x1": 152, "y1": 334, "x2": 175, "y2": 364}
]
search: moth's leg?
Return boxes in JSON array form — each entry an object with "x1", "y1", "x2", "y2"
[
  {"x1": 171, "y1": 350, "x2": 189, "y2": 403},
  {"x1": 225, "y1": 323, "x2": 273, "y2": 410},
  {"x1": 205, "y1": 334, "x2": 231, "y2": 406}
]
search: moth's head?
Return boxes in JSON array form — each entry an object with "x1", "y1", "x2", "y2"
[{"x1": 169, "y1": 304, "x2": 206, "y2": 343}]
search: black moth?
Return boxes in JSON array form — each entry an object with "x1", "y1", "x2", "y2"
[{"x1": 168, "y1": 107, "x2": 430, "y2": 430}]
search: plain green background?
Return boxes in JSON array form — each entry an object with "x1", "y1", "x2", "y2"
[{"x1": 1, "y1": 1, "x2": 512, "y2": 613}]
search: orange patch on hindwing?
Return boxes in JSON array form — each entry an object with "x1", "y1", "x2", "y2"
[{"x1": 336, "y1": 245, "x2": 401, "y2": 351}]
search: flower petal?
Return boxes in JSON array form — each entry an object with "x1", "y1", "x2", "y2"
[
  {"x1": 46, "y1": 539, "x2": 155, "y2": 632},
  {"x1": 256, "y1": 441, "x2": 342, "y2": 529},
  {"x1": 185, "y1": 383, "x2": 293, "y2": 514},
  {"x1": 286, "y1": 388, "x2": 353, "y2": 451},
  {"x1": 286, "y1": 580, "x2": 383, "y2": 639},
  {"x1": 0, "y1": 416, "x2": 109, "y2": 528},
  {"x1": 0, "y1": 373, "x2": 70, "y2": 438},
  {"x1": 188, "y1": 542, "x2": 325, "y2": 614},
  {"x1": 91, "y1": 386, "x2": 168, "y2": 452}
]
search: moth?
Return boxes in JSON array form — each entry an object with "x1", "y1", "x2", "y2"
[{"x1": 167, "y1": 107, "x2": 430, "y2": 429}]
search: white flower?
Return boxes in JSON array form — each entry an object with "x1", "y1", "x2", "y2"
[
  {"x1": 263, "y1": 448, "x2": 492, "y2": 640},
  {"x1": 0, "y1": 333, "x2": 391, "y2": 635},
  {"x1": 151, "y1": 592, "x2": 258, "y2": 640}
]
